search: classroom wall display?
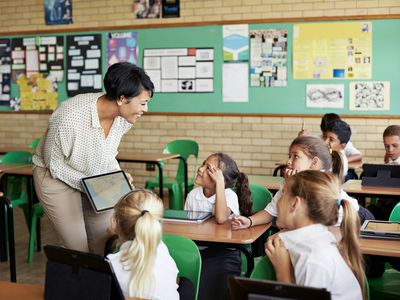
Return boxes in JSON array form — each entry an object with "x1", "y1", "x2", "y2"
[
  {"x1": 249, "y1": 29, "x2": 288, "y2": 87},
  {"x1": 133, "y1": 0, "x2": 161, "y2": 19},
  {"x1": 162, "y1": 0, "x2": 180, "y2": 18},
  {"x1": 107, "y1": 32, "x2": 138, "y2": 67},
  {"x1": 349, "y1": 81, "x2": 390, "y2": 111},
  {"x1": 0, "y1": 39, "x2": 11, "y2": 106},
  {"x1": 223, "y1": 24, "x2": 249, "y2": 62},
  {"x1": 306, "y1": 84, "x2": 344, "y2": 109},
  {"x1": 143, "y1": 48, "x2": 214, "y2": 93},
  {"x1": 293, "y1": 22, "x2": 372, "y2": 80},
  {"x1": 45, "y1": 0, "x2": 72, "y2": 25},
  {"x1": 66, "y1": 34, "x2": 102, "y2": 97}
]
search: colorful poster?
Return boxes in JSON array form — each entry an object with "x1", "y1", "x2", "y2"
[
  {"x1": 133, "y1": 0, "x2": 161, "y2": 18},
  {"x1": 45, "y1": 0, "x2": 72, "y2": 25},
  {"x1": 250, "y1": 29, "x2": 287, "y2": 87},
  {"x1": 349, "y1": 81, "x2": 390, "y2": 111},
  {"x1": 293, "y1": 22, "x2": 372, "y2": 79},
  {"x1": 306, "y1": 84, "x2": 344, "y2": 108},
  {"x1": 0, "y1": 39, "x2": 12, "y2": 106},
  {"x1": 223, "y1": 24, "x2": 249, "y2": 62},
  {"x1": 107, "y1": 32, "x2": 138, "y2": 67}
]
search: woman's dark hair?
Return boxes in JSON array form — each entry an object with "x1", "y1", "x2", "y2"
[
  {"x1": 214, "y1": 152, "x2": 252, "y2": 216},
  {"x1": 320, "y1": 113, "x2": 340, "y2": 132},
  {"x1": 104, "y1": 62, "x2": 154, "y2": 101}
]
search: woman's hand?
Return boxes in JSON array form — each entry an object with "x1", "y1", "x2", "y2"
[
  {"x1": 231, "y1": 216, "x2": 251, "y2": 230},
  {"x1": 265, "y1": 234, "x2": 294, "y2": 283}
]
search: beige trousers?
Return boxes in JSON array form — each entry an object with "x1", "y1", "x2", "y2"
[{"x1": 33, "y1": 166, "x2": 112, "y2": 255}]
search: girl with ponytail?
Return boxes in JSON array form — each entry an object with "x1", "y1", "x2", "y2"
[
  {"x1": 184, "y1": 152, "x2": 252, "y2": 300},
  {"x1": 107, "y1": 190, "x2": 179, "y2": 299},
  {"x1": 266, "y1": 170, "x2": 364, "y2": 300}
]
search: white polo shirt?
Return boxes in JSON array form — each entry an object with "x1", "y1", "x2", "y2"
[
  {"x1": 279, "y1": 224, "x2": 362, "y2": 300},
  {"x1": 107, "y1": 240, "x2": 179, "y2": 300},
  {"x1": 344, "y1": 141, "x2": 361, "y2": 157},
  {"x1": 388, "y1": 156, "x2": 400, "y2": 165},
  {"x1": 184, "y1": 186, "x2": 240, "y2": 215}
]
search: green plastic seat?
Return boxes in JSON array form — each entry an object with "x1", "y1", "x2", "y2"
[
  {"x1": 162, "y1": 233, "x2": 202, "y2": 300},
  {"x1": 146, "y1": 140, "x2": 199, "y2": 210},
  {"x1": 389, "y1": 202, "x2": 400, "y2": 221},
  {"x1": 29, "y1": 138, "x2": 41, "y2": 149},
  {"x1": 28, "y1": 203, "x2": 44, "y2": 263},
  {"x1": 250, "y1": 255, "x2": 276, "y2": 280}
]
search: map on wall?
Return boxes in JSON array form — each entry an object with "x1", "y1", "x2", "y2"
[{"x1": 293, "y1": 22, "x2": 372, "y2": 79}]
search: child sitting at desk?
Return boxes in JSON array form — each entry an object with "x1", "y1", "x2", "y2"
[
  {"x1": 265, "y1": 170, "x2": 364, "y2": 300},
  {"x1": 184, "y1": 152, "x2": 252, "y2": 300},
  {"x1": 383, "y1": 125, "x2": 400, "y2": 165},
  {"x1": 107, "y1": 189, "x2": 179, "y2": 299}
]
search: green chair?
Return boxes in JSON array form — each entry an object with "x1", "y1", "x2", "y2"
[
  {"x1": 146, "y1": 140, "x2": 199, "y2": 210},
  {"x1": 163, "y1": 233, "x2": 202, "y2": 300},
  {"x1": 367, "y1": 203, "x2": 400, "y2": 300},
  {"x1": 29, "y1": 138, "x2": 41, "y2": 149},
  {"x1": 250, "y1": 255, "x2": 276, "y2": 280}
]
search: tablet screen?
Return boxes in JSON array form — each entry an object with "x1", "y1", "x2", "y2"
[
  {"x1": 363, "y1": 221, "x2": 400, "y2": 234},
  {"x1": 163, "y1": 209, "x2": 212, "y2": 222},
  {"x1": 81, "y1": 170, "x2": 132, "y2": 213}
]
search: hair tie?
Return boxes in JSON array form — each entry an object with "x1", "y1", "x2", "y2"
[
  {"x1": 140, "y1": 210, "x2": 149, "y2": 216},
  {"x1": 329, "y1": 147, "x2": 333, "y2": 154},
  {"x1": 337, "y1": 198, "x2": 342, "y2": 206}
]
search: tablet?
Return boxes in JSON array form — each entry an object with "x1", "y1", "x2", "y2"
[
  {"x1": 81, "y1": 170, "x2": 132, "y2": 213},
  {"x1": 360, "y1": 220, "x2": 400, "y2": 240},
  {"x1": 162, "y1": 209, "x2": 212, "y2": 223}
]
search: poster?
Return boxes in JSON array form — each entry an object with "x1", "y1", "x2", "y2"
[
  {"x1": 223, "y1": 63, "x2": 248, "y2": 102},
  {"x1": 107, "y1": 32, "x2": 138, "y2": 67},
  {"x1": 143, "y1": 47, "x2": 214, "y2": 93},
  {"x1": 223, "y1": 24, "x2": 249, "y2": 62},
  {"x1": 249, "y1": 29, "x2": 287, "y2": 87},
  {"x1": 293, "y1": 22, "x2": 372, "y2": 79},
  {"x1": 0, "y1": 39, "x2": 11, "y2": 106},
  {"x1": 162, "y1": 0, "x2": 180, "y2": 18},
  {"x1": 306, "y1": 84, "x2": 344, "y2": 108},
  {"x1": 133, "y1": 0, "x2": 161, "y2": 18},
  {"x1": 349, "y1": 81, "x2": 390, "y2": 111},
  {"x1": 45, "y1": 0, "x2": 72, "y2": 25}
]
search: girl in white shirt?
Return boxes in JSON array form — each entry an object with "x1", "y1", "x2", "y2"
[
  {"x1": 265, "y1": 170, "x2": 364, "y2": 300},
  {"x1": 107, "y1": 190, "x2": 179, "y2": 300}
]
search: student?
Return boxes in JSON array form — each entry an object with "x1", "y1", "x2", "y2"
[
  {"x1": 184, "y1": 152, "x2": 252, "y2": 300},
  {"x1": 383, "y1": 125, "x2": 400, "y2": 164},
  {"x1": 232, "y1": 136, "x2": 363, "y2": 232},
  {"x1": 107, "y1": 189, "x2": 179, "y2": 300},
  {"x1": 265, "y1": 170, "x2": 364, "y2": 300}
]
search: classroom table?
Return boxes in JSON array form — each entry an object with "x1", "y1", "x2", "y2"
[
  {"x1": 0, "y1": 146, "x2": 34, "y2": 155},
  {"x1": 343, "y1": 180, "x2": 400, "y2": 198},
  {"x1": 248, "y1": 175, "x2": 283, "y2": 194},
  {"x1": 162, "y1": 218, "x2": 271, "y2": 276},
  {"x1": 117, "y1": 152, "x2": 187, "y2": 201},
  {"x1": 360, "y1": 237, "x2": 400, "y2": 257}
]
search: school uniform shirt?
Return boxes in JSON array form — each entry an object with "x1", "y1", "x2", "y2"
[
  {"x1": 279, "y1": 224, "x2": 362, "y2": 300},
  {"x1": 343, "y1": 141, "x2": 361, "y2": 157},
  {"x1": 107, "y1": 240, "x2": 179, "y2": 300},
  {"x1": 184, "y1": 186, "x2": 240, "y2": 216},
  {"x1": 32, "y1": 93, "x2": 132, "y2": 191},
  {"x1": 387, "y1": 156, "x2": 400, "y2": 165},
  {"x1": 340, "y1": 150, "x2": 349, "y2": 177}
]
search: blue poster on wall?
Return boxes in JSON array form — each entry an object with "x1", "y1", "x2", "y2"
[{"x1": 44, "y1": 0, "x2": 72, "y2": 25}]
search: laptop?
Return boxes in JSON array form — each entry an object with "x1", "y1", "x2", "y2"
[
  {"x1": 44, "y1": 245, "x2": 124, "y2": 300},
  {"x1": 229, "y1": 276, "x2": 331, "y2": 300},
  {"x1": 360, "y1": 220, "x2": 400, "y2": 240},
  {"x1": 81, "y1": 170, "x2": 132, "y2": 213},
  {"x1": 162, "y1": 209, "x2": 212, "y2": 223}
]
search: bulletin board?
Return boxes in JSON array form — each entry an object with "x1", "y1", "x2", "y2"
[{"x1": 1, "y1": 18, "x2": 400, "y2": 115}]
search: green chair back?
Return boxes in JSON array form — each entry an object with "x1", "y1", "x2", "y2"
[
  {"x1": 250, "y1": 184, "x2": 273, "y2": 213},
  {"x1": 250, "y1": 255, "x2": 276, "y2": 281},
  {"x1": 29, "y1": 138, "x2": 41, "y2": 149},
  {"x1": 389, "y1": 202, "x2": 400, "y2": 221},
  {"x1": 162, "y1": 139, "x2": 199, "y2": 183},
  {"x1": 162, "y1": 233, "x2": 202, "y2": 300},
  {"x1": 0, "y1": 151, "x2": 32, "y2": 164}
]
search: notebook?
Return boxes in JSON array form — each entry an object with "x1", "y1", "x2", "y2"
[
  {"x1": 162, "y1": 209, "x2": 212, "y2": 223},
  {"x1": 44, "y1": 245, "x2": 124, "y2": 300},
  {"x1": 360, "y1": 220, "x2": 400, "y2": 240},
  {"x1": 81, "y1": 170, "x2": 132, "y2": 213},
  {"x1": 228, "y1": 276, "x2": 331, "y2": 300}
]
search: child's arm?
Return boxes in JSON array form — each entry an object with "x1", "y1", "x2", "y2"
[
  {"x1": 207, "y1": 165, "x2": 230, "y2": 224},
  {"x1": 347, "y1": 154, "x2": 362, "y2": 163},
  {"x1": 265, "y1": 234, "x2": 294, "y2": 284},
  {"x1": 297, "y1": 121, "x2": 309, "y2": 137},
  {"x1": 231, "y1": 210, "x2": 273, "y2": 230}
]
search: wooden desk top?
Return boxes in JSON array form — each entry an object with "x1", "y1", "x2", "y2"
[
  {"x1": 0, "y1": 281, "x2": 44, "y2": 300},
  {"x1": 117, "y1": 152, "x2": 180, "y2": 163},
  {"x1": 0, "y1": 146, "x2": 33, "y2": 155},
  {"x1": 248, "y1": 175, "x2": 283, "y2": 192},
  {"x1": 360, "y1": 238, "x2": 400, "y2": 257},
  {"x1": 343, "y1": 180, "x2": 400, "y2": 197},
  {"x1": 163, "y1": 218, "x2": 270, "y2": 245},
  {"x1": 0, "y1": 163, "x2": 32, "y2": 173},
  {"x1": 275, "y1": 160, "x2": 363, "y2": 170}
]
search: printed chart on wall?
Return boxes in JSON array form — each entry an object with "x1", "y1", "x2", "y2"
[
  {"x1": 0, "y1": 39, "x2": 11, "y2": 106},
  {"x1": 293, "y1": 22, "x2": 372, "y2": 79},
  {"x1": 67, "y1": 34, "x2": 102, "y2": 97},
  {"x1": 107, "y1": 32, "x2": 138, "y2": 67},
  {"x1": 143, "y1": 48, "x2": 214, "y2": 93}
]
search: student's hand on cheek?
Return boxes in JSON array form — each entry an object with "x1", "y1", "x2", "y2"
[
  {"x1": 207, "y1": 165, "x2": 225, "y2": 186},
  {"x1": 283, "y1": 168, "x2": 298, "y2": 179}
]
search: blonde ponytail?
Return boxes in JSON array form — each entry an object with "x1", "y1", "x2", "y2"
[{"x1": 113, "y1": 190, "x2": 164, "y2": 298}]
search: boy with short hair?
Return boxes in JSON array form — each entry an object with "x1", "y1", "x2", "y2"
[{"x1": 383, "y1": 125, "x2": 400, "y2": 165}]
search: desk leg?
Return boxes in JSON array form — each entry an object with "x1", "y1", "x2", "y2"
[
  {"x1": 5, "y1": 200, "x2": 16, "y2": 282},
  {"x1": 0, "y1": 177, "x2": 8, "y2": 262},
  {"x1": 176, "y1": 157, "x2": 188, "y2": 198},
  {"x1": 154, "y1": 162, "x2": 164, "y2": 200}
]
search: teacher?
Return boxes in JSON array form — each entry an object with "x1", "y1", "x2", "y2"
[{"x1": 33, "y1": 62, "x2": 154, "y2": 254}]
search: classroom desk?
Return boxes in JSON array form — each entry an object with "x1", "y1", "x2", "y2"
[
  {"x1": 248, "y1": 175, "x2": 283, "y2": 194},
  {"x1": 360, "y1": 237, "x2": 400, "y2": 257},
  {"x1": 117, "y1": 152, "x2": 187, "y2": 200},
  {"x1": 0, "y1": 146, "x2": 33, "y2": 155},
  {"x1": 343, "y1": 180, "x2": 400, "y2": 198},
  {"x1": 0, "y1": 281, "x2": 44, "y2": 300},
  {"x1": 163, "y1": 218, "x2": 271, "y2": 276}
]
